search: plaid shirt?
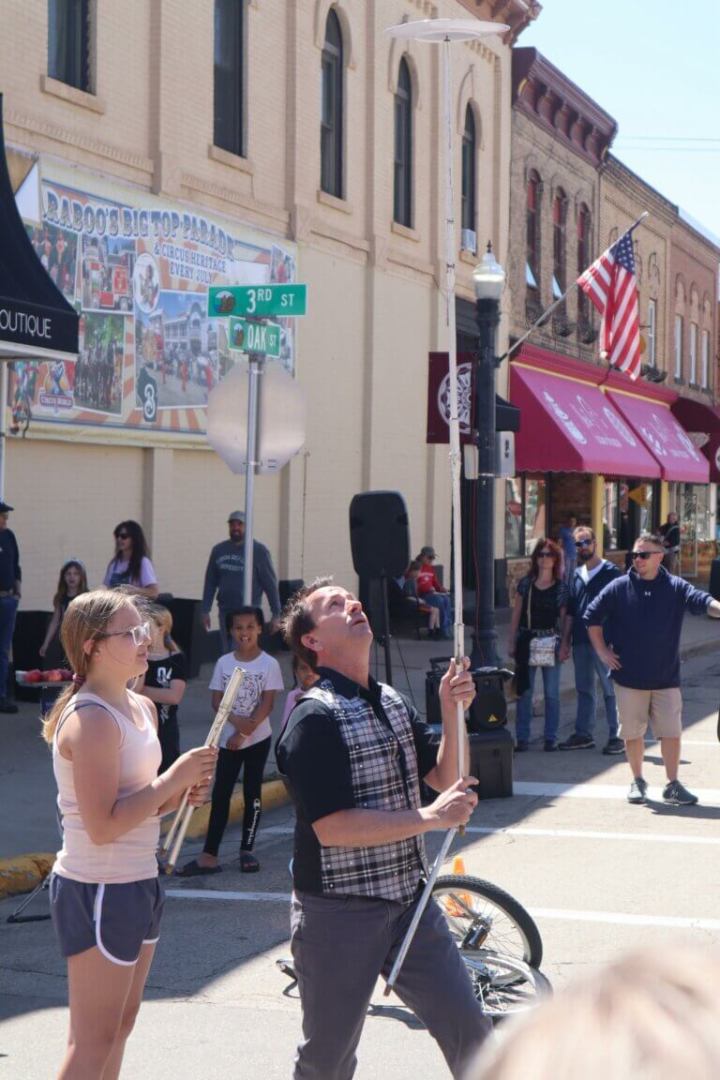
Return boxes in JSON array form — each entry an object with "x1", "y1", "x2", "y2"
[{"x1": 277, "y1": 671, "x2": 438, "y2": 904}]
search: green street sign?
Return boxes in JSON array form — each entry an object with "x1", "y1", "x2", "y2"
[
  {"x1": 228, "y1": 318, "x2": 281, "y2": 357},
  {"x1": 209, "y1": 283, "x2": 307, "y2": 318}
]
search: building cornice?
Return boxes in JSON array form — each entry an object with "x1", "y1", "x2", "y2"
[
  {"x1": 456, "y1": 1, "x2": 542, "y2": 45},
  {"x1": 512, "y1": 47, "x2": 617, "y2": 168}
]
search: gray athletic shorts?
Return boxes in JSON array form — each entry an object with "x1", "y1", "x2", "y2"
[{"x1": 50, "y1": 874, "x2": 164, "y2": 966}]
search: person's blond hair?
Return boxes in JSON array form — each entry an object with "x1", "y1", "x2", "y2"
[
  {"x1": 147, "y1": 603, "x2": 180, "y2": 653},
  {"x1": 469, "y1": 944, "x2": 720, "y2": 1080},
  {"x1": 42, "y1": 589, "x2": 143, "y2": 744}
]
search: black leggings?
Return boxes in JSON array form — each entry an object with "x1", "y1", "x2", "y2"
[{"x1": 203, "y1": 738, "x2": 271, "y2": 856}]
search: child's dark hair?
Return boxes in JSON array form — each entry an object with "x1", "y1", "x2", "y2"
[
  {"x1": 225, "y1": 606, "x2": 264, "y2": 633},
  {"x1": 292, "y1": 652, "x2": 317, "y2": 677}
]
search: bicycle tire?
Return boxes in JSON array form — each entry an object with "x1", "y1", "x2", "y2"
[
  {"x1": 432, "y1": 875, "x2": 543, "y2": 970},
  {"x1": 465, "y1": 951, "x2": 551, "y2": 1020}
]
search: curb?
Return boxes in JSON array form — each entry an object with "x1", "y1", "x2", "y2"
[{"x1": 0, "y1": 776, "x2": 290, "y2": 901}]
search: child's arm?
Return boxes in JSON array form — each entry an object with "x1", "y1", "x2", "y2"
[
  {"x1": 226, "y1": 690, "x2": 277, "y2": 748},
  {"x1": 142, "y1": 679, "x2": 187, "y2": 706},
  {"x1": 39, "y1": 606, "x2": 61, "y2": 658}
]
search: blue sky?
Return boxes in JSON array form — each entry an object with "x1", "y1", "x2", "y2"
[{"x1": 519, "y1": 1, "x2": 720, "y2": 244}]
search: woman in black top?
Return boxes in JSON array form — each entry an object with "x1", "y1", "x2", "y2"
[{"x1": 508, "y1": 538, "x2": 569, "y2": 751}]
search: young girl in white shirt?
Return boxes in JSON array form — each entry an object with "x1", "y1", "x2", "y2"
[{"x1": 44, "y1": 588, "x2": 217, "y2": 1079}]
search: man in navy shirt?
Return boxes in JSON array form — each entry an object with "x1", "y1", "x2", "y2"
[
  {"x1": 0, "y1": 499, "x2": 21, "y2": 713},
  {"x1": 584, "y1": 532, "x2": 720, "y2": 806}
]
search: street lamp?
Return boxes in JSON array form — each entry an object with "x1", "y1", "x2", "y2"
[{"x1": 471, "y1": 242, "x2": 505, "y2": 668}]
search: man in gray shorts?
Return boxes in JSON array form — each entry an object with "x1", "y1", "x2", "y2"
[
  {"x1": 585, "y1": 532, "x2": 720, "y2": 806},
  {"x1": 277, "y1": 579, "x2": 490, "y2": 1079}
]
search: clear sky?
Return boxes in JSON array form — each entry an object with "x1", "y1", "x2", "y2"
[{"x1": 519, "y1": 0, "x2": 720, "y2": 245}]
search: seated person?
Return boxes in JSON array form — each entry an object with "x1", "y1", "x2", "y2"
[
  {"x1": 403, "y1": 560, "x2": 441, "y2": 638},
  {"x1": 416, "y1": 546, "x2": 452, "y2": 639}
]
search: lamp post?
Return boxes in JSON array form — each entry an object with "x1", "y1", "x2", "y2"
[{"x1": 471, "y1": 242, "x2": 505, "y2": 668}]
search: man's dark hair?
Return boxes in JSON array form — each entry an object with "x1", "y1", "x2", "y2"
[
  {"x1": 225, "y1": 606, "x2": 264, "y2": 633},
  {"x1": 281, "y1": 576, "x2": 334, "y2": 667},
  {"x1": 635, "y1": 532, "x2": 665, "y2": 549}
]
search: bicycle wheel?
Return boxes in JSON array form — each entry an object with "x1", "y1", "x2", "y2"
[
  {"x1": 432, "y1": 875, "x2": 543, "y2": 969},
  {"x1": 466, "y1": 951, "x2": 552, "y2": 1020}
]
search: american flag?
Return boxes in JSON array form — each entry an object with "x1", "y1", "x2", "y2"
[{"x1": 577, "y1": 229, "x2": 642, "y2": 381}]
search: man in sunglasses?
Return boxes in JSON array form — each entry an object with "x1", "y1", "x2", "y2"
[
  {"x1": 584, "y1": 533, "x2": 720, "y2": 806},
  {"x1": 559, "y1": 527, "x2": 623, "y2": 755}
]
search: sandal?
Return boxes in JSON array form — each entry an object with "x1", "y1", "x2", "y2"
[
  {"x1": 175, "y1": 859, "x2": 222, "y2": 877},
  {"x1": 239, "y1": 852, "x2": 260, "y2": 873}
]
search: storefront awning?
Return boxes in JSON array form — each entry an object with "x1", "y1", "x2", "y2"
[
  {"x1": 606, "y1": 390, "x2": 710, "y2": 483},
  {"x1": 670, "y1": 396, "x2": 720, "y2": 437},
  {"x1": 0, "y1": 94, "x2": 78, "y2": 360},
  {"x1": 510, "y1": 364, "x2": 661, "y2": 477}
]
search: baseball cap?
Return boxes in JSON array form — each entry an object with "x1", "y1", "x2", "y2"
[
  {"x1": 0, "y1": 500, "x2": 14, "y2": 513},
  {"x1": 420, "y1": 546, "x2": 436, "y2": 558},
  {"x1": 228, "y1": 511, "x2": 245, "y2": 523}
]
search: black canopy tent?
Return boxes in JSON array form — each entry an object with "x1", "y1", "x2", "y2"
[{"x1": 0, "y1": 93, "x2": 79, "y2": 361}]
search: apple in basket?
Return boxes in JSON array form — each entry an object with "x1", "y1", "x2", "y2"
[
  {"x1": 46, "y1": 669, "x2": 64, "y2": 682},
  {"x1": 24, "y1": 669, "x2": 43, "y2": 683}
]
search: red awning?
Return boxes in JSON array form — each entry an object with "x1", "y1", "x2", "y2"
[
  {"x1": 510, "y1": 365, "x2": 660, "y2": 477},
  {"x1": 606, "y1": 391, "x2": 710, "y2": 483},
  {"x1": 670, "y1": 396, "x2": 720, "y2": 436}
]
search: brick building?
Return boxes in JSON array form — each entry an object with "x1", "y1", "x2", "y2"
[{"x1": 0, "y1": 0, "x2": 533, "y2": 615}]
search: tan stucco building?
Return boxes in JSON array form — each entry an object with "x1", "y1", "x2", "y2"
[{"x1": 1, "y1": 0, "x2": 532, "y2": 615}]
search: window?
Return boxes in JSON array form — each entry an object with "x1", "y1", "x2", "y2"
[
  {"x1": 526, "y1": 171, "x2": 541, "y2": 293},
  {"x1": 320, "y1": 9, "x2": 343, "y2": 198},
  {"x1": 689, "y1": 322, "x2": 698, "y2": 384},
  {"x1": 48, "y1": 0, "x2": 91, "y2": 92},
  {"x1": 214, "y1": 0, "x2": 244, "y2": 157},
  {"x1": 646, "y1": 299, "x2": 656, "y2": 368},
  {"x1": 552, "y1": 189, "x2": 567, "y2": 299},
  {"x1": 461, "y1": 105, "x2": 476, "y2": 239},
  {"x1": 393, "y1": 58, "x2": 413, "y2": 227},
  {"x1": 701, "y1": 329, "x2": 710, "y2": 389},
  {"x1": 504, "y1": 476, "x2": 547, "y2": 556},
  {"x1": 577, "y1": 203, "x2": 591, "y2": 323},
  {"x1": 674, "y1": 315, "x2": 683, "y2": 380}
]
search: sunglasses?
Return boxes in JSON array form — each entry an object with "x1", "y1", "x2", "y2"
[
  {"x1": 538, "y1": 551, "x2": 555, "y2": 558},
  {"x1": 576, "y1": 539, "x2": 594, "y2": 548},
  {"x1": 99, "y1": 621, "x2": 152, "y2": 647},
  {"x1": 632, "y1": 551, "x2": 663, "y2": 561}
]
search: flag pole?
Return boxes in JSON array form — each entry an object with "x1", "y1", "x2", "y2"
[{"x1": 499, "y1": 211, "x2": 650, "y2": 363}]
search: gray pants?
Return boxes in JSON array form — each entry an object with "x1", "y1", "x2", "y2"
[{"x1": 290, "y1": 890, "x2": 491, "y2": 1079}]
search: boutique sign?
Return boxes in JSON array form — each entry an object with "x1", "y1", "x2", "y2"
[{"x1": 0, "y1": 298, "x2": 77, "y2": 355}]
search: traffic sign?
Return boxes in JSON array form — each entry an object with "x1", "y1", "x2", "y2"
[
  {"x1": 206, "y1": 360, "x2": 306, "y2": 474},
  {"x1": 209, "y1": 283, "x2": 307, "y2": 318},
  {"x1": 228, "y1": 318, "x2": 281, "y2": 357}
]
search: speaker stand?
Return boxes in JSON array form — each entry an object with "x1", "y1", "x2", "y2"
[{"x1": 375, "y1": 576, "x2": 393, "y2": 686}]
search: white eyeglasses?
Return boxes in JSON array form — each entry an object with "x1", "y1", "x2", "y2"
[{"x1": 99, "y1": 621, "x2": 152, "y2": 647}]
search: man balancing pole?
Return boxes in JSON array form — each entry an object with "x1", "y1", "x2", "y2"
[{"x1": 277, "y1": 579, "x2": 491, "y2": 1080}]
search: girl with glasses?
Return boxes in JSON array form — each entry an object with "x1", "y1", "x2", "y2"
[
  {"x1": 508, "y1": 538, "x2": 569, "y2": 752},
  {"x1": 42, "y1": 589, "x2": 217, "y2": 1078},
  {"x1": 104, "y1": 520, "x2": 159, "y2": 599}
]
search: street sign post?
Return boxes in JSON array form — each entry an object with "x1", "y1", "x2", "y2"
[
  {"x1": 228, "y1": 317, "x2": 281, "y2": 357},
  {"x1": 207, "y1": 280, "x2": 308, "y2": 605},
  {"x1": 209, "y1": 283, "x2": 307, "y2": 318}
]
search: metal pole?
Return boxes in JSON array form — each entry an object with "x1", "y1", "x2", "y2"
[
  {"x1": 0, "y1": 363, "x2": 6, "y2": 500},
  {"x1": 471, "y1": 296, "x2": 500, "y2": 667},
  {"x1": 243, "y1": 355, "x2": 261, "y2": 605},
  {"x1": 385, "y1": 35, "x2": 466, "y2": 997}
]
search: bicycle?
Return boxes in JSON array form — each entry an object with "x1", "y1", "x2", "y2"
[{"x1": 277, "y1": 873, "x2": 551, "y2": 1021}]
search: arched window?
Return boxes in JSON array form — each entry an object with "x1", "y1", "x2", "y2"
[
  {"x1": 214, "y1": 0, "x2": 245, "y2": 156},
  {"x1": 393, "y1": 58, "x2": 413, "y2": 227},
  {"x1": 552, "y1": 189, "x2": 567, "y2": 299},
  {"x1": 526, "y1": 170, "x2": 541, "y2": 294},
  {"x1": 577, "y1": 203, "x2": 591, "y2": 323},
  {"x1": 320, "y1": 8, "x2": 344, "y2": 198},
  {"x1": 461, "y1": 105, "x2": 476, "y2": 247}
]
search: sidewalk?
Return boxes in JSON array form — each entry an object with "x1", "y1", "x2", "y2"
[{"x1": 2, "y1": 611, "x2": 718, "y2": 897}]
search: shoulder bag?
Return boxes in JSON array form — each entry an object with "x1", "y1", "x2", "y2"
[{"x1": 527, "y1": 584, "x2": 558, "y2": 668}]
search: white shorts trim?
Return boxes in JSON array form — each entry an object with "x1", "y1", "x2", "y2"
[{"x1": 93, "y1": 883, "x2": 137, "y2": 967}]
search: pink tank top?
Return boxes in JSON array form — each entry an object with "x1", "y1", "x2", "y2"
[{"x1": 52, "y1": 690, "x2": 162, "y2": 884}]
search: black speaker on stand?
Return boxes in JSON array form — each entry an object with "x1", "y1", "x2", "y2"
[{"x1": 349, "y1": 491, "x2": 410, "y2": 686}]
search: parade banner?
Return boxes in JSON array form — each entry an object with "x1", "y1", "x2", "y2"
[{"x1": 15, "y1": 170, "x2": 297, "y2": 435}]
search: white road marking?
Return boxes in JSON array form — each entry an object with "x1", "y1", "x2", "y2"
[
  {"x1": 463, "y1": 825, "x2": 720, "y2": 846},
  {"x1": 166, "y1": 889, "x2": 291, "y2": 902},
  {"x1": 529, "y1": 908, "x2": 720, "y2": 932},
  {"x1": 165, "y1": 889, "x2": 720, "y2": 930},
  {"x1": 513, "y1": 780, "x2": 720, "y2": 803}
]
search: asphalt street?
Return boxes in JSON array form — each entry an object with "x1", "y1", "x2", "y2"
[{"x1": 2, "y1": 647, "x2": 720, "y2": 1078}]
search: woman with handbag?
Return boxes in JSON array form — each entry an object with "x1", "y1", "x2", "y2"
[{"x1": 508, "y1": 538, "x2": 570, "y2": 752}]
